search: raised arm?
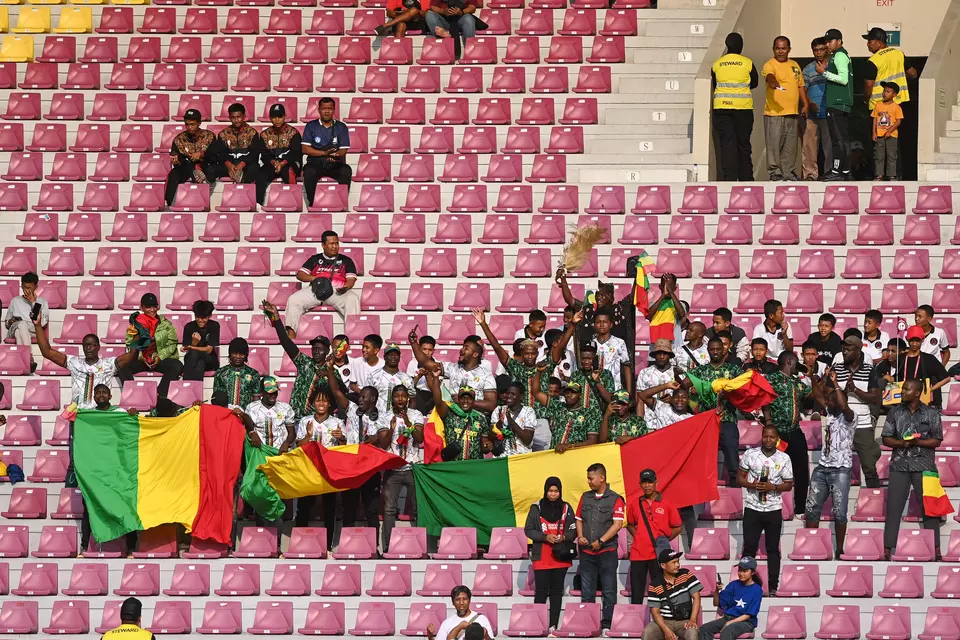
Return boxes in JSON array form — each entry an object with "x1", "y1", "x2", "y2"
[
  {"x1": 33, "y1": 314, "x2": 66, "y2": 369},
  {"x1": 425, "y1": 368, "x2": 448, "y2": 419},
  {"x1": 530, "y1": 365, "x2": 551, "y2": 407},
  {"x1": 263, "y1": 300, "x2": 301, "y2": 361},
  {"x1": 639, "y1": 381, "x2": 680, "y2": 407},
  {"x1": 407, "y1": 328, "x2": 433, "y2": 368},
  {"x1": 326, "y1": 360, "x2": 350, "y2": 414},
  {"x1": 552, "y1": 310, "x2": 583, "y2": 363},
  {"x1": 554, "y1": 267, "x2": 576, "y2": 307},
  {"x1": 472, "y1": 308, "x2": 509, "y2": 367}
]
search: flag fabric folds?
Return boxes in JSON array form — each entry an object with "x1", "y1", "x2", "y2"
[
  {"x1": 632, "y1": 250, "x2": 656, "y2": 316},
  {"x1": 256, "y1": 442, "x2": 406, "y2": 501},
  {"x1": 413, "y1": 411, "x2": 721, "y2": 544},
  {"x1": 686, "y1": 369, "x2": 778, "y2": 413},
  {"x1": 74, "y1": 405, "x2": 246, "y2": 545},
  {"x1": 423, "y1": 408, "x2": 446, "y2": 464},
  {"x1": 649, "y1": 298, "x2": 677, "y2": 342},
  {"x1": 240, "y1": 442, "x2": 285, "y2": 522},
  {"x1": 922, "y1": 470, "x2": 954, "y2": 517}
]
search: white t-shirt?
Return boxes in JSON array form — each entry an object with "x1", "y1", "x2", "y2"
[
  {"x1": 646, "y1": 399, "x2": 690, "y2": 431},
  {"x1": 513, "y1": 328, "x2": 547, "y2": 362},
  {"x1": 861, "y1": 331, "x2": 890, "y2": 362},
  {"x1": 592, "y1": 335, "x2": 631, "y2": 391},
  {"x1": 490, "y1": 405, "x2": 537, "y2": 456},
  {"x1": 66, "y1": 356, "x2": 118, "y2": 410},
  {"x1": 832, "y1": 352, "x2": 873, "y2": 366},
  {"x1": 406, "y1": 359, "x2": 429, "y2": 391},
  {"x1": 820, "y1": 410, "x2": 856, "y2": 469},
  {"x1": 752, "y1": 323, "x2": 789, "y2": 358},
  {"x1": 368, "y1": 367, "x2": 415, "y2": 413},
  {"x1": 636, "y1": 364, "x2": 675, "y2": 394},
  {"x1": 922, "y1": 327, "x2": 950, "y2": 356},
  {"x1": 673, "y1": 341, "x2": 709, "y2": 370},
  {"x1": 296, "y1": 414, "x2": 346, "y2": 447},
  {"x1": 350, "y1": 356, "x2": 383, "y2": 388},
  {"x1": 799, "y1": 360, "x2": 828, "y2": 387},
  {"x1": 380, "y1": 408, "x2": 426, "y2": 468},
  {"x1": 245, "y1": 400, "x2": 296, "y2": 448},
  {"x1": 435, "y1": 612, "x2": 495, "y2": 640},
  {"x1": 442, "y1": 362, "x2": 496, "y2": 401},
  {"x1": 740, "y1": 448, "x2": 794, "y2": 513},
  {"x1": 345, "y1": 401, "x2": 385, "y2": 443}
]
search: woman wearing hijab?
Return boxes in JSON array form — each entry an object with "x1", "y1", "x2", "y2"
[{"x1": 524, "y1": 477, "x2": 578, "y2": 631}]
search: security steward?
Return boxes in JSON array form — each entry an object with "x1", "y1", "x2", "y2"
[
  {"x1": 711, "y1": 32, "x2": 759, "y2": 182},
  {"x1": 101, "y1": 598, "x2": 154, "y2": 640},
  {"x1": 863, "y1": 26, "x2": 917, "y2": 110}
]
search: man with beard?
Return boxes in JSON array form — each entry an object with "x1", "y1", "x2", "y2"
[
  {"x1": 165, "y1": 109, "x2": 220, "y2": 207},
  {"x1": 714, "y1": 330, "x2": 744, "y2": 367},
  {"x1": 211, "y1": 338, "x2": 261, "y2": 410},
  {"x1": 239, "y1": 376, "x2": 297, "y2": 453},
  {"x1": 368, "y1": 343, "x2": 414, "y2": 413},
  {"x1": 684, "y1": 337, "x2": 743, "y2": 486},
  {"x1": 212, "y1": 103, "x2": 262, "y2": 186},
  {"x1": 833, "y1": 335, "x2": 883, "y2": 488},
  {"x1": 556, "y1": 268, "x2": 640, "y2": 356},
  {"x1": 674, "y1": 322, "x2": 709, "y2": 371},
  {"x1": 379, "y1": 386, "x2": 424, "y2": 554},
  {"x1": 256, "y1": 103, "x2": 302, "y2": 205},
  {"x1": 425, "y1": 369, "x2": 488, "y2": 460},
  {"x1": 410, "y1": 329, "x2": 497, "y2": 413},
  {"x1": 761, "y1": 351, "x2": 812, "y2": 509},
  {"x1": 532, "y1": 368, "x2": 600, "y2": 453}
]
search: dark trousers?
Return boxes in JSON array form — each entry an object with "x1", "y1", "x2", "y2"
[
  {"x1": 118, "y1": 358, "x2": 184, "y2": 398},
  {"x1": 719, "y1": 422, "x2": 740, "y2": 486},
  {"x1": 699, "y1": 617, "x2": 755, "y2": 640},
  {"x1": 164, "y1": 162, "x2": 215, "y2": 206},
  {"x1": 534, "y1": 566, "x2": 567, "y2": 629},
  {"x1": 80, "y1": 497, "x2": 138, "y2": 552},
  {"x1": 207, "y1": 162, "x2": 257, "y2": 185},
  {"x1": 678, "y1": 505, "x2": 698, "y2": 552},
  {"x1": 297, "y1": 473, "x2": 382, "y2": 549},
  {"x1": 303, "y1": 162, "x2": 353, "y2": 206},
  {"x1": 884, "y1": 469, "x2": 941, "y2": 551},
  {"x1": 629, "y1": 558, "x2": 662, "y2": 605},
  {"x1": 182, "y1": 350, "x2": 218, "y2": 381},
  {"x1": 782, "y1": 428, "x2": 809, "y2": 510},
  {"x1": 826, "y1": 107, "x2": 851, "y2": 173},
  {"x1": 382, "y1": 468, "x2": 416, "y2": 553},
  {"x1": 741, "y1": 507, "x2": 782, "y2": 592},
  {"x1": 714, "y1": 109, "x2": 754, "y2": 181},
  {"x1": 854, "y1": 426, "x2": 882, "y2": 488},
  {"x1": 255, "y1": 162, "x2": 301, "y2": 205},
  {"x1": 578, "y1": 550, "x2": 618, "y2": 628}
]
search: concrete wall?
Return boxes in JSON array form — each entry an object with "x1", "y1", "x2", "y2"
[{"x1": 919, "y1": 0, "x2": 960, "y2": 176}]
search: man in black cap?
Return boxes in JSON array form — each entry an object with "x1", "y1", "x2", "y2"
[
  {"x1": 625, "y1": 468, "x2": 682, "y2": 605},
  {"x1": 118, "y1": 293, "x2": 183, "y2": 398},
  {"x1": 643, "y1": 549, "x2": 703, "y2": 640},
  {"x1": 257, "y1": 103, "x2": 302, "y2": 205},
  {"x1": 165, "y1": 108, "x2": 220, "y2": 206},
  {"x1": 819, "y1": 29, "x2": 854, "y2": 180},
  {"x1": 101, "y1": 597, "x2": 154, "y2": 640},
  {"x1": 211, "y1": 102, "x2": 262, "y2": 187},
  {"x1": 710, "y1": 33, "x2": 759, "y2": 181},
  {"x1": 302, "y1": 97, "x2": 352, "y2": 207},
  {"x1": 863, "y1": 26, "x2": 917, "y2": 111}
]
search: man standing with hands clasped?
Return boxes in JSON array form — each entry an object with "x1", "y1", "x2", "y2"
[{"x1": 626, "y1": 469, "x2": 683, "y2": 605}]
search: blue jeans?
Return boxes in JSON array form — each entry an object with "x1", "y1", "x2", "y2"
[
  {"x1": 425, "y1": 11, "x2": 476, "y2": 54},
  {"x1": 805, "y1": 465, "x2": 851, "y2": 525},
  {"x1": 578, "y1": 550, "x2": 618, "y2": 628},
  {"x1": 699, "y1": 617, "x2": 755, "y2": 640}
]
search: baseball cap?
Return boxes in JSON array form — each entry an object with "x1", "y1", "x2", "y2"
[
  {"x1": 384, "y1": 343, "x2": 401, "y2": 355},
  {"x1": 262, "y1": 376, "x2": 279, "y2": 394},
  {"x1": 458, "y1": 385, "x2": 475, "y2": 397},
  {"x1": 824, "y1": 28, "x2": 843, "y2": 41},
  {"x1": 639, "y1": 468, "x2": 657, "y2": 483},
  {"x1": 650, "y1": 338, "x2": 674, "y2": 357},
  {"x1": 906, "y1": 326, "x2": 926, "y2": 341},
  {"x1": 120, "y1": 597, "x2": 143, "y2": 623},
  {"x1": 843, "y1": 335, "x2": 862, "y2": 347},
  {"x1": 564, "y1": 381, "x2": 582, "y2": 393},
  {"x1": 658, "y1": 548, "x2": 682, "y2": 564},
  {"x1": 738, "y1": 556, "x2": 757, "y2": 571},
  {"x1": 183, "y1": 109, "x2": 202, "y2": 122},
  {"x1": 880, "y1": 81, "x2": 901, "y2": 94},
  {"x1": 612, "y1": 390, "x2": 631, "y2": 405},
  {"x1": 140, "y1": 293, "x2": 159, "y2": 308},
  {"x1": 862, "y1": 27, "x2": 887, "y2": 41},
  {"x1": 269, "y1": 103, "x2": 286, "y2": 118}
]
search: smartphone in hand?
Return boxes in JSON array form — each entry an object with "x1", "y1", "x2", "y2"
[{"x1": 29, "y1": 303, "x2": 41, "y2": 321}]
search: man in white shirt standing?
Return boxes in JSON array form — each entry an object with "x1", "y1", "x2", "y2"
[
  {"x1": 428, "y1": 586, "x2": 495, "y2": 640},
  {"x1": 636, "y1": 339, "x2": 676, "y2": 396},
  {"x1": 738, "y1": 425, "x2": 794, "y2": 595},
  {"x1": 592, "y1": 308, "x2": 633, "y2": 394},
  {"x1": 410, "y1": 330, "x2": 498, "y2": 412},
  {"x1": 674, "y1": 321, "x2": 709, "y2": 371},
  {"x1": 369, "y1": 343, "x2": 414, "y2": 413},
  {"x1": 5, "y1": 272, "x2": 49, "y2": 372},
  {"x1": 239, "y1": 377, "x2": 297, "y2": 452},
  {"x1": 379, "y1": 385, "x2": 425, "y2": 554}
]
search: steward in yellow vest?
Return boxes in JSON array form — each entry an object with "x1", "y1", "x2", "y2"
[
  {"x1": 711, "y1": 32, "x2": 759, "y2": 181},
  {"x1": 863, "y1": 26, "x2": 917, "y2": 109},
  {"x1": 101, "y1": 598, "x2": 155, "y2": 640}
]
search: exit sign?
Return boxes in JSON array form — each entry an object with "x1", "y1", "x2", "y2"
[{"x1": 872, "y1": 21, "x2": 901, "y2": 46}]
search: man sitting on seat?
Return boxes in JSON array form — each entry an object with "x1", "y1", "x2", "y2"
[
  {"x1": 213, "y1": 103, "x2": 262, "y2": 186},
  {"x1": 375, "y1": 0, "x2": 429, "y2": 40},
  {"x1": 118, "y1": 293, "x2": 183, "y2": 399},
  {"x1": 302, "y1": 97, "x2": 352, "y2": 207},
  {"x1": 256, "y1": 103, "x2": 302, "y2": 205},
  {"x1": 164, "y1": 109, "x2": 219, "y2": 207}
]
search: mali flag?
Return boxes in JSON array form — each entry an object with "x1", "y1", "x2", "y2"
[
  {"x1": 922, "y1": 470, "x2": 954, "y2": 517},
  {"x1": 413, "y1": 411, "x2": 720, "y2": 544},
  {"x1": 632, "y1": 250, "x2": 657, "y2": 316},
  {"x1": 257, "y1": 442, "x2": 406, "y2": 500},
  {"x1": 649, "y1": 298, "x2": 677, "y2": 342},
  {"x1": 686, "y1": 369, "x2": 777, "y2": 414},
  {"x1": 74, "y1": 405, "x2": 246, "y2": 545},
  {"x1": 423, "y1": 407, "x2": 446, "y2": 464}
]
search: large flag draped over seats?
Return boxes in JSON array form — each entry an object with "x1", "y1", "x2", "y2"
[{"x1": 413, "y1": 411, "x2": 721, "y2": 544}]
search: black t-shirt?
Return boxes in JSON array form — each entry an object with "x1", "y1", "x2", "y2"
[
  {"x1": 806, "y1": 331, "x2": 844, "y2": 366},
  {"x1": 744, "y1": 359, "x2": 777, "y2": 375},
  {"x1": 299, "y1": 253, "x2": 358, "y2": 289},
  {"x1": 897, "y1": 353, "x2": 949, "y2": 408},
  {"x1": 182, "y1": 320, "x2": 221, "y2": 354}
]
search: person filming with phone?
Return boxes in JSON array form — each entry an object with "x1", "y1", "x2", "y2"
[
  {"x1": 698, "y1": 558, "x2": 763, "y2": 640},
  {"x1": 5, "y1": 272, "x2": 48, "y2": 373}
]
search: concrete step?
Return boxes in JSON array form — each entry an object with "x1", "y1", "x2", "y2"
[
  {"x1": 584, "y1": 135, "x2": 690, "y2": 153},
  {"x1": 601, "y1": 104, "x2": 692, "y2": 125},
  {"x1": 617, "y1": 74, "x2": 695, "y2": 95},
  {"x1": 939, "y1": 136, "x2": 960, "y2": 154},
  {"x1": 637, "y1": 19, "x2": 719, "y2": 37}
]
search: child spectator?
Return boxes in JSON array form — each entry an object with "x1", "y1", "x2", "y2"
[
  {"x1": 592, "y1": 308, "x2": 633, "y2": 394},
  {"x1": 806, "y1": 313, "x2": 843, "y2": 366},
  {"x1": 708, "y1": 307, "x2": 750, "y2": 362},
  {"x1": 752, "y1": 299, "x2": 792, "y2": 357},
  {"x1": 800, "y1": 342, "x2": 827, "y2": 387},
  {"x1": 862, "y1": 310, "x2": 889, "y2": 361},
  {"x1": 350, "y1": 333, "x2": 384, "y2": 390},
  {"x1": 871, "y1": 82, "x2": 903, "y2": 180},
  {"x1": 915, "y1": 305, "x2": 951, "y2": 366},
  {"x1": 743, "y1": 338, "x2": 778, "y2": 375},
  {"x1": 515, "y1": 310, "x2": 548, "y2": 361}
]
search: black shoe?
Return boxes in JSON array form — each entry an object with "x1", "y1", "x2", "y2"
[
  {"x1": 374, "y1": 24, "x2": 388, "y2": 36},
  {"x1": 821, "y1": 170, "x2": 844, "y2": 181},
  {"x1": 29, "y1": 360, "x2": 37, "y2": 374},
  {"x1": 769, "y1": 174, "x2": 783, "y2": 181}
]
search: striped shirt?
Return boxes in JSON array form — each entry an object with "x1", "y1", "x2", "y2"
[
  {"x1": 647, "y1": 569, "x2": 703, "y2": 620},
  {"x1": 832, "y1": 359, "x2": 879, "y2": 429}
]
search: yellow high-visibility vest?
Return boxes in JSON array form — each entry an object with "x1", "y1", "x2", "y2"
[
  {"x1": 869, "y1": 46, "x2": 910, "y2": 108},
  {"x1": 712, "y1": 53, "x2": 754, "y2": 110},
  {"x1": 102, "y1": 624, "x2": 154, "y2": 640}
]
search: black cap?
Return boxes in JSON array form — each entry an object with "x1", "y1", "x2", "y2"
[
  {"x1": 639, "y1": 468, "x2": 657, "y2": 483},
  {"x1": 140, "y1": 293, "x2": 159, "y2": 308},
  {"x1": 658, "y1": 548, "x2": 682, "y2": 564},
  {"x1": 183, "y1": 109, "x2": 202, "y2": 122},
  {"x1": 824, "y1": 28, "x2": 843, "y2": 41},
  {"x1": 120, "y1": 597, "x2": 142, "y2": 623},
  {"x1": 880, "y1": 81, "x2": 901, "y2": 94},
  {"x1": 269, "y1": 103, "x2": 286, "y2": 118},
  {"x1": 862, "y1": 27, "x2": 887, "y2": 42}
]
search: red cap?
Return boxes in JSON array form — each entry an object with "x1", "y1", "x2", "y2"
[{"x1": 906, "y1": 326, "x2": 925, "y2": 341}]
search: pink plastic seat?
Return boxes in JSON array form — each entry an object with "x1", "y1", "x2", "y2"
[
  {"x1": 0, "y1": 601, "x2": 39, "y2": 634},
  {"x1": 840, "y1": 249, "x2": 881, "y2": 279},
  {"x1": 902, "y1": 214, "x2": 942, "y2": 245},
  {"x1": 526, "y1": 154, "x2": 567, "y2": 182},
  {"x1": 878, "y1": 564, "x2": 924, "y2": 598},
  {"x1": 656, "y1": 248, "x2": 692, "y2": 278},
  {"x1": 777, "y1": 565, "x2": 820, "y2": 598},
  {"x1": 96, "y1": 8, "x2": 132, "y2": 34},
  {"x1": 2, "y1": 152, "x2": 43, "y2": 180},
  {"x1": 431, "y1": 527, "x2": 478, "y2": 559},
  {"x1": 554, "y1": 602, "x2": 601, "y2": 638},
  {"x1": 0, "y1": 123, "x2": 23, "y2": 151},
  {"x1": 215, "y1": 564, "x2": 260, "y2": 596},
  {"x1": 723, "y1": 185, "x2": 764, "y2": 213},
  {"x1": 349, "y1": 602, "x2": 396, "y2": 637},
  {"x1": 665, "y1": 215, "x2": 705, "y2": 244},
  {"x1": 284, "y1": 528, "x2": 328, "y2": 559},
  {"x1": 828, "y1": 283, "x2": 873, "y2": 314},
  {"x1": 17, "y1": 379, "x2": 60, "y2": 410},
  {"x1": 63, "y1": 563, "x2": 108, "y2": 595},
  {"x1": 0, "y1": 526, "x2": 28, "y2": 557},
  {"x1": 234, "y1": 527, "x2": 279, "y2": 558},
  {"x1": 27, "y1": 451, "x2": 70, "y2": 484},
  {"x1": 27, "y1": 123, "x2": 66, "y2": 151},
  {"x1": 12, "y1": 562, "x2": 58, "y2": 595},
  {"x1": 839, "y1": 527, "x2": 884, "y2": 561},
  {"x1": 815, "y1": 605, "x2": 861, "y2": 639},
  {"x1": 315, "y1": 563, "x2": 361, "y2": 596},
  {"x1": 701, "y1": 488, "x2": 743, "y2": 520},
  {"x1": 0, "y1": 183, "x2": 27, "y2": 211},
  {"x1": 687, "y1": 528, "x2": 730, "y2": 560},
  {"x1": 486, "y1": 527, "x2": 530, "y2": 560},
  {"x1": 865, "y1": 184, "x2": 906, "y2": 214},
  {"x1": 415, "y1": 249, "x2": 457, "y2": 279},
  {"x1": 819, "y1": 185, "x2": 859, "y2": 214},
  {"x1": 915, "y1": 185, "x2": 953, "y2": 213},
  {"x1": 760, "y1": 606, "x2": 806, "y2": 639},
  {"x1": 690, "y1": 283, "x2": 729, "y2": 312},
  {"x1": 890, "y1": 248, "x2": 931, "y2": 279},
  {"x1": 919, "y1": 607, "x2": 960, "y2": 640},
  {"x1": 382, "y1": 527, "x2": 427, "y2": 560},
  {"x1": 449, "y1": 282, "x2": 491, "y2": 311},
  {"x1": 890, "y1": 528, "x2": 936, "y2": 561},
  {"x1": 431, "y1": 214, "x2": 472, "y2": 243},
  {"x1": 866, "y1": 606, "x2": 911, "y2": 640},
  {"x1": 298, "y1": 602, "x2": 346, "y2": 635},
  {"x1": 248, "y1": 602, "x2": 293, "y2": 635},
  {"x1": 416, "y1": 563, "x2": 462, "y2": 597},
  {"x1": 932, "y1": 566, "x2": 960, "y2": 598},
  {"x1": 332, "y1": 527, "x2": 377, "y2": 559},
  {"x1": 366, "y1": 563, "x2": 412, "y2": 597},
  {"x1": 148, "y1": 601, "x2": 192, "y2": 634},
  {"x1": 265, "y1": 564, "x2": 311, "y2": 596},
  {"x1": 878, "y1": 283, "x2": 917, "y2": 313},
  {"x1": 196, "y1": 602, "x2": 242, "y2": 635}
]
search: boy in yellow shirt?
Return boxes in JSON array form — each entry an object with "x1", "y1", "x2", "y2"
[
  {"x1": 761, "y1": 36, "x2": 810, "y2": 181},
  {"x1": 871, "y1": 81, "x2": 903, "y2": 180}
]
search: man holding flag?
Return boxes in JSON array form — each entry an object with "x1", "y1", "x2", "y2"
[
  {"x1": 760, "y1": 351, "x2": 812, "y2": 510},
  {"x1": 881, "y1": 378, "x2": 948, "y2": 561}
]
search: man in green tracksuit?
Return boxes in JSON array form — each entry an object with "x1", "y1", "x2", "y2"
[{"x1": 819, "y1": 28, "x2": 854, "y2": 181}]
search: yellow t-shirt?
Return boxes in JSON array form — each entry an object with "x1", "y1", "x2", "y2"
[
  {"x1": 761, "y1": 58, "x2": 804, "y2": 116},
  {"x1": 872, "y1": 101, "x2": 904, "y2": 138}
]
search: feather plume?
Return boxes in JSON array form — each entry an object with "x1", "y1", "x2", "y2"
[{"x1": 561, "y1": 224, "x2": 606, "y2": 272}]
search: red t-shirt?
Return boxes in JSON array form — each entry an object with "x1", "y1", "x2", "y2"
[
  {"x1": 386, "y1": 0, "x2": 431, "y2": 12},
  {"x1": 532, "y1": 516, "x2": 573, "y2": 571},
  {"x1": 575, "y1": 493, "x2": 626, "y2": 555},
  {"x1": 626, "y1": 495, "x2": 681, "y2": 561}
]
